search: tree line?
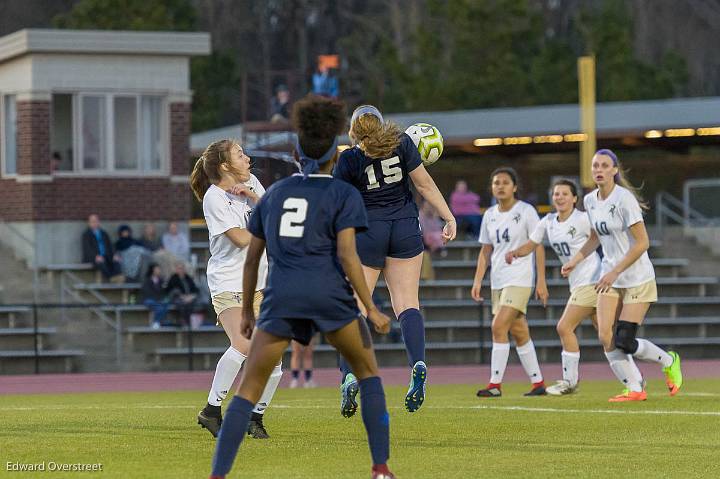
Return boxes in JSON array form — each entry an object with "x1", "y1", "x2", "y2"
[{"x1": 50, "y1": 0, "x2": 689, "y2": 132}]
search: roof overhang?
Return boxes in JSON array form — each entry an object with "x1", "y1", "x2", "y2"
[{"x1": 0, "y1": 29, "x2": 211, "y2": 64}]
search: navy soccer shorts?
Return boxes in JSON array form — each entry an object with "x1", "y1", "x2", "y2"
[
  {"x1": 256, "y1": 315, "x2": 359, "y2": 345},
  {"x1": 356, "y1": 216, "x2": 424, "y2": 268}
]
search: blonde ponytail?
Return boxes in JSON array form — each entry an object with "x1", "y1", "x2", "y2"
[
  {"x1": 349, "y1": 114, "x2": 401, "y2": 159},
  {"x1": 617, "y1": 168, "x2": 649, "y2": 211}
]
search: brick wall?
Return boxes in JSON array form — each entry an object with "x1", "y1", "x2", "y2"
[
  {"x1": 0, "y1": 180, "x2": 34, "y2": 221},
  {"x1": 170, "y1": 102, "x2": 191, "y2": 175},
  {"x1": 16, "y1": 101, "x2": 50, "y2": 175},
  {"x1": 0, "y1": 101, "x2": 192, "y2": 222},
  {"x1": 0, "y1": 179, "x2": 190, "y2": 221}
]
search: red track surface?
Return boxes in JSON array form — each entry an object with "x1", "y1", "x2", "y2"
[{"x1": 1, "y1": 360, "x2": 718, "y2": 395}]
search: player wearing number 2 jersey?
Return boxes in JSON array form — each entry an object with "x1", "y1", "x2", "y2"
[
  {"x1": 333, "y1": 105, "x2": 456, "y2": 414},
  {"x1": 507, "y1": 180, "x2": 601, "y2": 395},
  {"x1": 472, "y1": 167, "x2": 548, "y2": 398},
  {"x1": 562, "y1": 149, "x2": 682, "y2": 402},
  {"x1": 208, "y1": 95, "x2": 396, "y2": 479}
]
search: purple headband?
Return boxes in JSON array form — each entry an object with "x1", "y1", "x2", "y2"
[{"x1": 595, "y1": 148, "x2": 620, "y2": 183}]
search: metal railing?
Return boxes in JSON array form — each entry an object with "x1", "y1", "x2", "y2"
[
  {"x1": 684, "y1": 178, "x2": 720, "y2": 226},
  {"x1": 0, "y1": 302, "x2": 199, "y2": 373},
  {"x1": 655, "y1": 191, "x2": 712, "y2": 234}
]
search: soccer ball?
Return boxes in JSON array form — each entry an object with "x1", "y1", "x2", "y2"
[{"x1": 405, "y1": 123, "x2": 444, "y2": 166}]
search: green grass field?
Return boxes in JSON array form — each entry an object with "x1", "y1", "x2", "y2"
[{"x1": 2, "y1": 379, "x2": 720, "y2": 478}]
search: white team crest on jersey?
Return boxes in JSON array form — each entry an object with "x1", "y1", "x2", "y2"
[
  {"x1": 568, "y1": 226, "x2": 577, "y2": 238},
  {"x1": 512, "y1": 214, "x2": 521, "y2": 223},
  {"x1": 609, "y1": 204, "x2": 617, "y2": 217}
]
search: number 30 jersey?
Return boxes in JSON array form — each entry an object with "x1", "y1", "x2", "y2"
[
  {"x1": 479, "y1": 200, "x2": 539, "y2": 289},
  {"x1": 334, "y1": 133, "x2": 422, "y2": 221},
  {"x1": 247, "y1": 174, "x2": 368, "y2": 321},
  {"x1": 584, "y1": 185, "x2": 655, "y2": 288},
  {"x1": 530, "y1": 209, "x2": 601, "y2": 291}
]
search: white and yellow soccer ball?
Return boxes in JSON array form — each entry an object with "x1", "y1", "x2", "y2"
[{"x1": 405, "y1": 123, "x2": 444, "y2": 166}]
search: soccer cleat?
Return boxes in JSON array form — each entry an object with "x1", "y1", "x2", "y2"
[
  {"x1": 663, "y1": 351, "x2": 683, "y2": 396},
  {"x1": 476, "y1": 385, "x2": 502, "y2": 398},
  {"x1": 404, "y1": 361, "x2": 427, "y2": 412},
  {"x1": 247, "y1": 413, "x2": 270, "y2": 439},
  {"x1": 372, "y1": 464, "x2": 395, "y2": 478},
  {"x1": 289, "y1": 378, "x2": 300, "y2": 389},
  {"x1": 197, "y1": 409, "x2": 222, "y2": 438},
  {"x1": 340, "y1": 373, "x2": 359, "y2": 418},
  {"x1": 546, "y1": 380, "x2": 578, "y2": 396},
  {"x1": 304, "y1": 379, "x2": 317, "y2": 389},
  {"x1": 524, "y1": 382, "x2": 547, "y2": 396},
  {"x1": 608, "y1": 389, "x2": 647, "y2": 402}
]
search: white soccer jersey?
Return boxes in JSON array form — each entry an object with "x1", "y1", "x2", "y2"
[
  {"x1": 530, "y1": 209, "x2": 601, "y2": 291},
  {"x1": 479, "y1": 200, "x2": 539, "y2": 289},
  {"x1": 584, "y1": 185, "x2": 655, "y2": 288},
  {"x1": 203, "y1": 174, "x2": 269, "y2": 296}
]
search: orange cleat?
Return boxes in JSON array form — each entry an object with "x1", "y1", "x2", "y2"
[{"x1": 608, "y1": 390, "x2": 647, "y2": 402}]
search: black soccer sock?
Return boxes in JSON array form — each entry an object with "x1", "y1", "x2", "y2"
[{"x1": 359, "y1": 376, "x2": 390, "y2": 465}]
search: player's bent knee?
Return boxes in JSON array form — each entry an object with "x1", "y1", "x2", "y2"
[
  {"x1": 614, "y1": 320, "x2": 639, "y2": 354},
  {"x1": 556, "y1": 320, "x2": 573, "y2": 337},
  {"x1": 597, "y1": 329, "x2": 613, "y2": 348}
]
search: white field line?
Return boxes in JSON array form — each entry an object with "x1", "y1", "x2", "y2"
[
  {"x1": 470, "y1": 405, "x2": 720, "y2": 416},
  {"x1": 1, "y1": 403, "x2": 720, "y2": 416}
]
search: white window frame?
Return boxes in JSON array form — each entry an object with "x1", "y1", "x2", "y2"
[
  {"x1": 1, "y1": 93, "x2": 18, "y2": 178},
  {"x1": 51, "y1": 91, "x2": 170, "y2": 178}
]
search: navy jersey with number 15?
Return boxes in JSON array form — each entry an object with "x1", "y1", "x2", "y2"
[
  {"x1": 334, "y1": 133, "x2": 422, "y2": 221},
  {"x1": 247, "y1": 173, "x2": 368, "y2": 322}
]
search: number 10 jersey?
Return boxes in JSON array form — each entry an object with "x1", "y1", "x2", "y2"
[{"x1": 584, "y1": 185, "x2": 655, "y2": 288}]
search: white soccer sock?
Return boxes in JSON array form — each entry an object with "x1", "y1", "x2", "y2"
[
  {"x1": 626, "y1": 355, "x2": 645, "y2": 390},
  {"x1": 561, "y1": 350, "x2": 580, "y2": 387},
  {"x1": 634, "y1": 338, "x2": 673, "y2": 367},
  {"x1": 253, "y1": 363, "x2": 283, "y2": 415},
  {"x1": 489, "y1": 342, "x2": 510, "y2": 384},
  {"x1": 605, "y1": 349, "x2": 643, "y2": 392},
  {"x1": 207, "y1": 347, "x2": 246, "y2": 406},
  {"x1": 516, "y1": 340, "x2": 544, "y2": 383}
]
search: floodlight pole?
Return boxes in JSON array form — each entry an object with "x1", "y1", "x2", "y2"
[{"x1": 578, "y1": 56, "x2": 597, "y2": 189}]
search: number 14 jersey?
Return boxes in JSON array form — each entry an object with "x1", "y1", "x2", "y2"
[{"x1": 479, "y1": 200, "x2": 539, "y2": 289}]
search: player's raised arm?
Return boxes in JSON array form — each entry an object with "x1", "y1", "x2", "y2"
[
  {"x1": 506, "y1": 239, "x2": 539, "y2": 264},
  {"x1": 409, "y1": 165, "x2": 456, "y2": 243},
  {"x1": 562, "y1": 229, "x2": 600, "y2": 277}
]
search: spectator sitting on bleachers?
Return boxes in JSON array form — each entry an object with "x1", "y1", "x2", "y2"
[
  {"x1": 115, "y1": 225, "x2": 152, "y2": 282},
  {"x1": 81, "y1": 214, "x2": 124, "y2": 283},
  {"x1": 140, "y1": 224, "x2": 161, "y2": 252},
  {"x1": 162, "y1": 222, "x2": 190, "y2": 263},
  {"x1": 449, "y1": 180, "x2": 483, "y2": 239},
  {"x1": 142, "y1": 263, "x2": 169, "y2": 329},
  {"x1": 166, "y1": 262, "x2": 200, "y2": 327}
]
